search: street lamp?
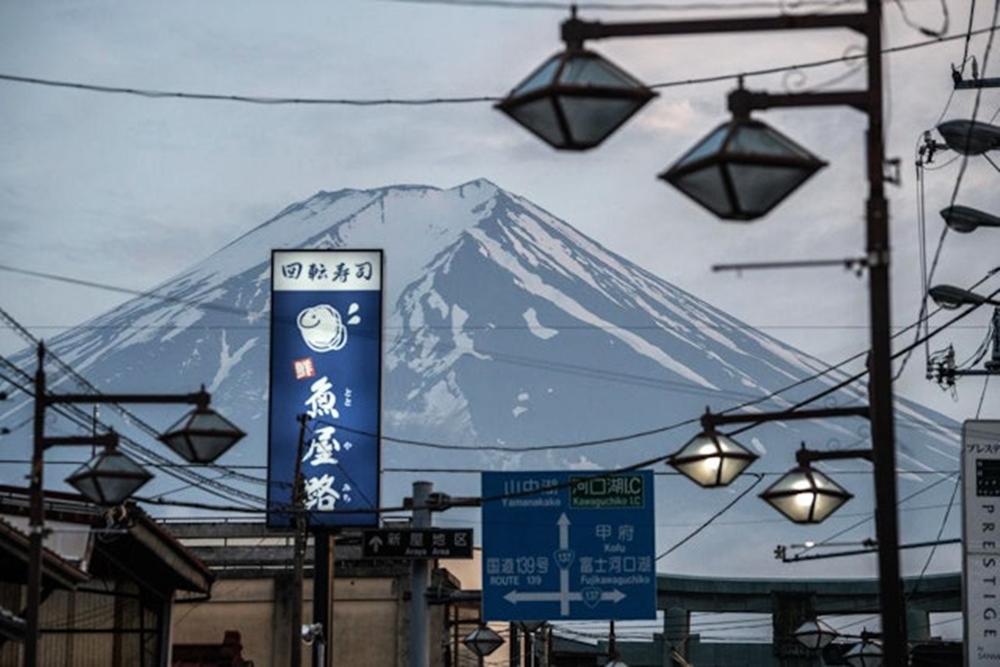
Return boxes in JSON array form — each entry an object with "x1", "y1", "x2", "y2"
[
  {"x1": 158, "y1": 403, "x2": 246, "y2": 463},
  {"x1": 64, "y1": 432, "x2": 153, "y2": 505},
  {"x1": 463, "y1": 625, "x2": 505, "y2": 660},
  {"x1": 844, "y1": 636, "x2": 885, "y2": 667},
  {"x1": 793, "y1": 618, "x2": 839, "y2": 650},
  {"x1": 927, "y1": 285, "x2": 1000, "y2": 381},
  {"x1": 494, "y1": 36, "x2": 656, "y2": 151},
  {"x1": 793, "y1": 620, "x2": 884, "y2": 667},
  {"x1": 929, "y1": 284, "x2": 1000, "y2": 309},
  {"x1": 499, "y1": 0, "x2": 905, "y2": 661},
  {"x1": 936, "y1": 119, "x2": 1000, "y2": 155},
  {"x1": 940, "y1": 205, "x2": 1000, "y2": 233},
  {"x1": 667, "y1": 410, "x2": 759, "y2": 487},
  {"x1": 667, "y1": 409, "x2": 871, "y2": 524},
  {"x1": 667, "y1": 406, "x2": 869, "y2": 488},
  {"x1": 759, "y1": 443, "x2": 873, "y2": 524},
  {"x1": 659, "y1": 85, "x2": 828, "y2": 221},
  {"x1": 668, "y1": 429, "x2": 758, "y2": 487},
  {"x1": 25, "y1": 342, "x2": 245, "y2": 667}
]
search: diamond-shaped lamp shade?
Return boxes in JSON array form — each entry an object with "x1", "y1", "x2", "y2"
[
  {"x1": 794, "y1": 618, "x2": 839, "y2": 650},
  {"x1": 937, "y1": 119, "x2": 1000, "y2": 155},
  {"x1": 158, "y1": 407, "x2": 246, "y2": 464},
  {"x1": 759, "y1": 465, "x2": 853, "y2": 524},
  {"x1": 495, "y1": 48, "x2": 657, "y2": 151},
  {"x1": 66, "y1": 450, "x2": 152, "y2": 506},
  {"x1": 463, "y1": 626, "x2": 505, "y2": 657},
  {"x1": 660, "y1": 117, "x2": 827, "y2": 221},
  {"x1": 843, "y1": 638, "x2": 883, "y2": 667},
  {"x1": 668, "y1": 431, "x2": 758, "y2": 488}
]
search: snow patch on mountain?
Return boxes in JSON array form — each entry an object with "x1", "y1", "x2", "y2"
[
  {"x1": 209, "y1": 332, "x2": 258, "y2": 392},
  {"x1": 523, "y1": 308, "x2": 558, "y2": 340},
  {"x1": 467, "y1": 225, "x2": 717, "y2": 388},
  {"x1": 513, "y1": 392, "x2": 530, "y2": 418}
]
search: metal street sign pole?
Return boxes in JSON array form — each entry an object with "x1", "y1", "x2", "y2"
[{"x1": 410, "y1": 481, "x2": 431, "y2": 667}]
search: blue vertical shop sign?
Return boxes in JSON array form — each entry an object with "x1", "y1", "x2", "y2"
[
  {"x1": 267, "y1": 249, "x2": 383, "y2": 528},
  {"x1": 481, "y1": 470, "x2": 656, "y2": 621}
]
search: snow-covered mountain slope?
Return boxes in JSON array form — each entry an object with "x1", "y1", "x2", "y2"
[{"x1": 0, "y1": 179, "x2": 963, "y2": 578}]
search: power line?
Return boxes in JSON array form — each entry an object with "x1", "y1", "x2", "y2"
[
  {"x1": 1, "y1": 252, "x2": 987, "y2": 554},
  {"x1": 0, "y1": 28, "x2": 990, "y2": 108},
  {"x1": 656, "y1": 473, "x2": 765, "y2": 561},
  {"x1": 0, "y1": 306, "x2": 266, "y2": 508},
  {"x1": 0, "y1": 262, "x2": 860, "y2": 406},
  {"x1": 3, "y1": 260, "x2": 979, "y2": 462},
  {"x1": 376, "y1": 0, "x2": 863, "y2": 10},
  {"x1": 0, "y1": 72, "x2": 499, "y2": 106}
]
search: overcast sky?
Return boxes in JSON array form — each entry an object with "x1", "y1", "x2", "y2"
[{"x1": 1, "y1": 0, "x2": 998, "y2": 428}]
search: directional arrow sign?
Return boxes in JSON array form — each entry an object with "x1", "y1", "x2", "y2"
[
  {"x1": 361, "y1": 528, "x2": 474, "y2": 559},
  {"x1": 503, "y1": 588, "x2": 626, "y2": 605},
  {"x1": 481, "y1": 471, "x2": 656, "y2": 621}
]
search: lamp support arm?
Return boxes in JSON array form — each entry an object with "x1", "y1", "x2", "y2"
[
  {"x1": 43, "y1": 388, "x2": 211, "y2": 409},
  {"x1": 41, "y1": 432, "x2": 119, "y2": 452},
  {"x1": 561, "y1": 12, "x2": 868, "y2": 47},
  {"x1": 702, "y1": 405, "x2": 869, "y2": 430},
  {"x1": 797, "y1": 447, "x2": 874, "y2": 466},
  {"x1": 728, "y1": 88, "x2": 870, "y2": 117}
]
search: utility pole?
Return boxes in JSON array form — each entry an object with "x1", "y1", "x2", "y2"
[
  {"x1": 313, "y1": 532, "x2": 335, "y2": 667},
  {"x1": 410, "y1": 481, "x2": 432, "y2": 667},
  {"x1": 291, "y1": 414, "x2": 309, "y2": 667}
]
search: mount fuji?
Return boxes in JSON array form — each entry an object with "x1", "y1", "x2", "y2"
[{"x1": 0, "y1": 179, "x2": 963, "y2": 579}]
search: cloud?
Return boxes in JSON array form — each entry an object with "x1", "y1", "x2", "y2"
[{"x1": 632, "y1": 98, "x2": 700, "y2": 134}]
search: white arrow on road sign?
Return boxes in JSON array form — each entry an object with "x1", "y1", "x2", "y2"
[
  {"x1": 367, "y1": 534, "x2": 384, "y2": 553},
  {"x1": 502, "y1": 512, "x2": 629, "y2": 616},
  {"x1": 503, "y1": 589, "x2": 626, "y2": 605}
]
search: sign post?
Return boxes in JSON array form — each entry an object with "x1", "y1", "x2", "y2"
[{"x1": 481, "y1": 470, "x2": 656, "y2": 621}]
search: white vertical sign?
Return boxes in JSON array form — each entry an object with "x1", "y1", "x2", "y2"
[{"x1": 963, "y1": 420, "x2": 1000, "y2": 666}]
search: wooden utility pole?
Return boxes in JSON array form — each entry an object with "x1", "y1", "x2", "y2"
[{"x1": 291, "y1": 414, "x2": 309, "y2": 667}]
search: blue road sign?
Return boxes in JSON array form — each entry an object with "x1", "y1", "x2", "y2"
[{"x1": 481, "y1": 470, "x2": 656, "y2": 621}]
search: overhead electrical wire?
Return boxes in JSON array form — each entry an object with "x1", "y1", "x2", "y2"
[
  {"x1": 906, "y1": 468, "x2": 961, "y2": 599},
  {"x1": 278, "y1": 282, "x2": 980, "y2": 532},
  {"x1": 1, "y1": 276, "x2": 986, "y2": 554},
  {"x1": 0, "y1": 3, "x2": 984, "y2": 620},
  {"x1": 710, "y1": 293, "x2": 994, "y2": 565},
  {"x1": 959, "y1": 0, "x2": 982, "y2": 75},
  {"x1": 375, "y1": 0, "x2": 863, "y2": 10},
  {"x1": 655, "y1": 473, "x2": 765, "y2": 561},
  {"x1": 793, "y1": 470, "x2": 960, "y2": 557},
  {"x1": 1, "y1": 263, "x2": 986, "y2": 465},
  {"x1": 0, "y1": 306, "x2": 266, "y2": 508},
  {"x1": 0, "y1": 28, "x2": 992, "y2": 108},
  {"x1": 0, "y1": 262, "x2": 855, "y2": 408},
  {"x1": 0, "y1": 24, "x2": 992, "y2": 548},
  {"x1": 5, "y1": 321, "x2": 964, "y2": 639},
  {"x1": 923, "y1": 0, "x2": 1000, "y2": 293},
  {"x1": 912, "y1": 0, "x2": 1000, "y2": 387}
]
